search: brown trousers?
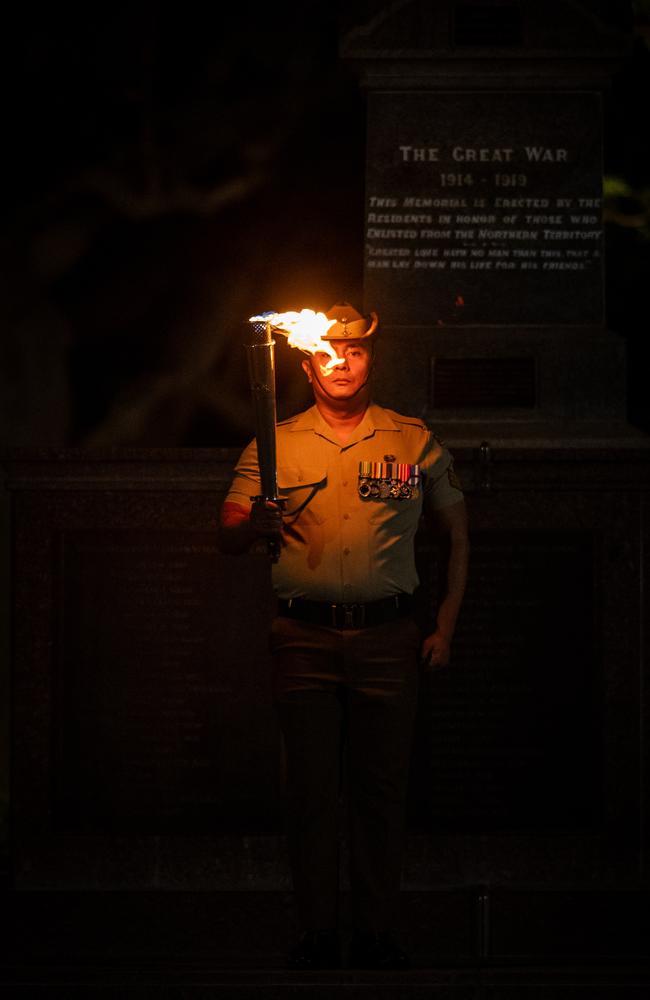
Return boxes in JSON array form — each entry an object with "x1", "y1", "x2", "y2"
[{"x1": 270, "y1": 614, "x2": 420, "y2": 934}]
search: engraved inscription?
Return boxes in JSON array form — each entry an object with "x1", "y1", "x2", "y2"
[{"x1": 365, "y1": 93, "x2": 604, "y2": 325}]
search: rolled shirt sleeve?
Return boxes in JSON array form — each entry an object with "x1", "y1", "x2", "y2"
[
  {"x1": 224, "y1": 438, "x2": 261, "y2": 509},
  {"x1": 421, "y1": 433, "x2": 464, "y2": 513}
]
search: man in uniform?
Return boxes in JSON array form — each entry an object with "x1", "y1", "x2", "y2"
[{"x1": 220, "y1": 303, "x2": 468, "y2": 970}]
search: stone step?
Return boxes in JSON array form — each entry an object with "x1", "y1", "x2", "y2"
[{"x1": 1, "y1": 889, "x2": 649, "y2": 994}]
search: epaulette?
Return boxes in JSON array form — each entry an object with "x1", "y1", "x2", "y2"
[
  {"x1": 277, "y1": 415, "x2": 300, "y2": 427},
  {"x1": 414, "y1": 418, "x2": 446, "y2": 447},
  {"x1": 384, "y1": 408, "x2": 429, "y2": 432}
]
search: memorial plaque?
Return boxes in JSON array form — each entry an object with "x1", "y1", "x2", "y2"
[
  {"x1": 410, "y1": 529, "x2": 598, "y2": 832},
  {"x1": 365, "y1": 92, "x2": 603, "y2": 326},
  {"x1": 54, "y1": 530, "x2": 282, "y2": 833}
]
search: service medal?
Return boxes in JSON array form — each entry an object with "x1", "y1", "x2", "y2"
[{"x1": 358, "y1": 460, "x2": 421, "y2": 501}]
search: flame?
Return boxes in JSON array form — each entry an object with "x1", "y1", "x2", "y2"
[{"x1": 249, "y1": 309, "x2": 340, "y2": 375}]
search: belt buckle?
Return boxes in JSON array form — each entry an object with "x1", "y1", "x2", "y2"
[{"x1": 342, "y1": 603, "x2": 365, "y2": 628}]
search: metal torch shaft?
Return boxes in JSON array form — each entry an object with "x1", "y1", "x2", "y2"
[{"x1": 245, "y1": 319, "x2": 283, "y2": 561}]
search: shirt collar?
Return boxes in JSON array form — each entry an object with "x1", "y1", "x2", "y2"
[{"x1": 288, "y1": 403, "x2": 399, "y2": 446}]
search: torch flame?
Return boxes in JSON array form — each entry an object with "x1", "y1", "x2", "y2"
[{"x1": 249, "y1": 309, "x2": 340, "y2": 375}]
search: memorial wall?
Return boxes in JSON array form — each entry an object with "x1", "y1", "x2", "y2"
[
  {"x1": 55, "y1": 529, "x2": 281, "y2": 834},
  {"x1": 410, "y1": 528, "x2": 597, "y2": 834},
  {"x1": 6, "y1": 444, "x2": 649, "y2": 889}
]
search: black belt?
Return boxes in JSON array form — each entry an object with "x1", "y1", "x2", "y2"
[{"x1": 276, "y1": 594, "x2": 413, "y2": 630}]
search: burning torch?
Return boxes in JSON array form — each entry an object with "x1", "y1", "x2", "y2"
[
  {"x1": 244, "y1": 313, "x2": 284, "y2": 562},
  {"x1": 245, "y1": 308, "x2": 339, "y2": 561}
]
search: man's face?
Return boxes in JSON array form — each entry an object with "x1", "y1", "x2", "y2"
[{"x1": 302, "y1": 339, "x2": 373, "y2": 403}]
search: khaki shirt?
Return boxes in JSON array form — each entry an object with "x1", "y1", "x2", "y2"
[{"x1": 225, "y1": 402, "x2": 463, "y2": 602}]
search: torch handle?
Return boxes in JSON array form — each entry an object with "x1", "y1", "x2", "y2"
[
  {"x1": 251, "y1": 495, "x2": 286, "y2": 564},
  {"x1": 245, "y1": 318, "x2": 282, "y2": 561}
]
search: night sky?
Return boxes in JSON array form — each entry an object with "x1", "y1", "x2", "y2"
[{"x1": 2, "y1": 1, "x2": 649, "y2": 448}]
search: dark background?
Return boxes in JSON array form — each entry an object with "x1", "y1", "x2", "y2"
[
  {"x1": 1, "y1": 10, "x2": 650, "y2": 979},
  {"x1": 2, "y1": 0, "x2": 649, "y2": 451}
]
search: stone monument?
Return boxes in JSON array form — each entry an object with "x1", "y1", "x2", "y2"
[
  {"x1": 339, "y1": 0, "x2": 650, "y2": 898},
  {"x1": 343, "y1": 0, "x2": 634, "y2": 435}
]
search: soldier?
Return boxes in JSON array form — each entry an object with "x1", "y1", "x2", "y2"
[{"x1": 220, "y1": 302, "x2": 469, "y2": 970}]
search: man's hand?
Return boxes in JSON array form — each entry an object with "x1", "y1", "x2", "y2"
[
  {"x1": 420, "y1": 630, "x2": 451, "y2": 670},
  {"x1": 219, "y1": 499, "x2": 283, "y2": 554},
  {"x1": 249, "y1": 499, "x2": 284, "y2": 538},
  {"x1": 420, "y1": 499, "x2": 469, "y2": 670}
]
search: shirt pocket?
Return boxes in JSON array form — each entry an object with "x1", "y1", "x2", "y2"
[
  {"x1": 277, "y1": 465, "x2": 328, "y2": 524},
  {"x1": 368, "y1": 494, "x2": 422, "y2": 529}
]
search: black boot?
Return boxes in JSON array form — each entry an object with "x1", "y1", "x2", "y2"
[
  {"x1": 287, "y1": 929, "x2": 341, "y2": 970},
  {"x1": 348, "y1": 929, "x2": 410, "y2": 970}
]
